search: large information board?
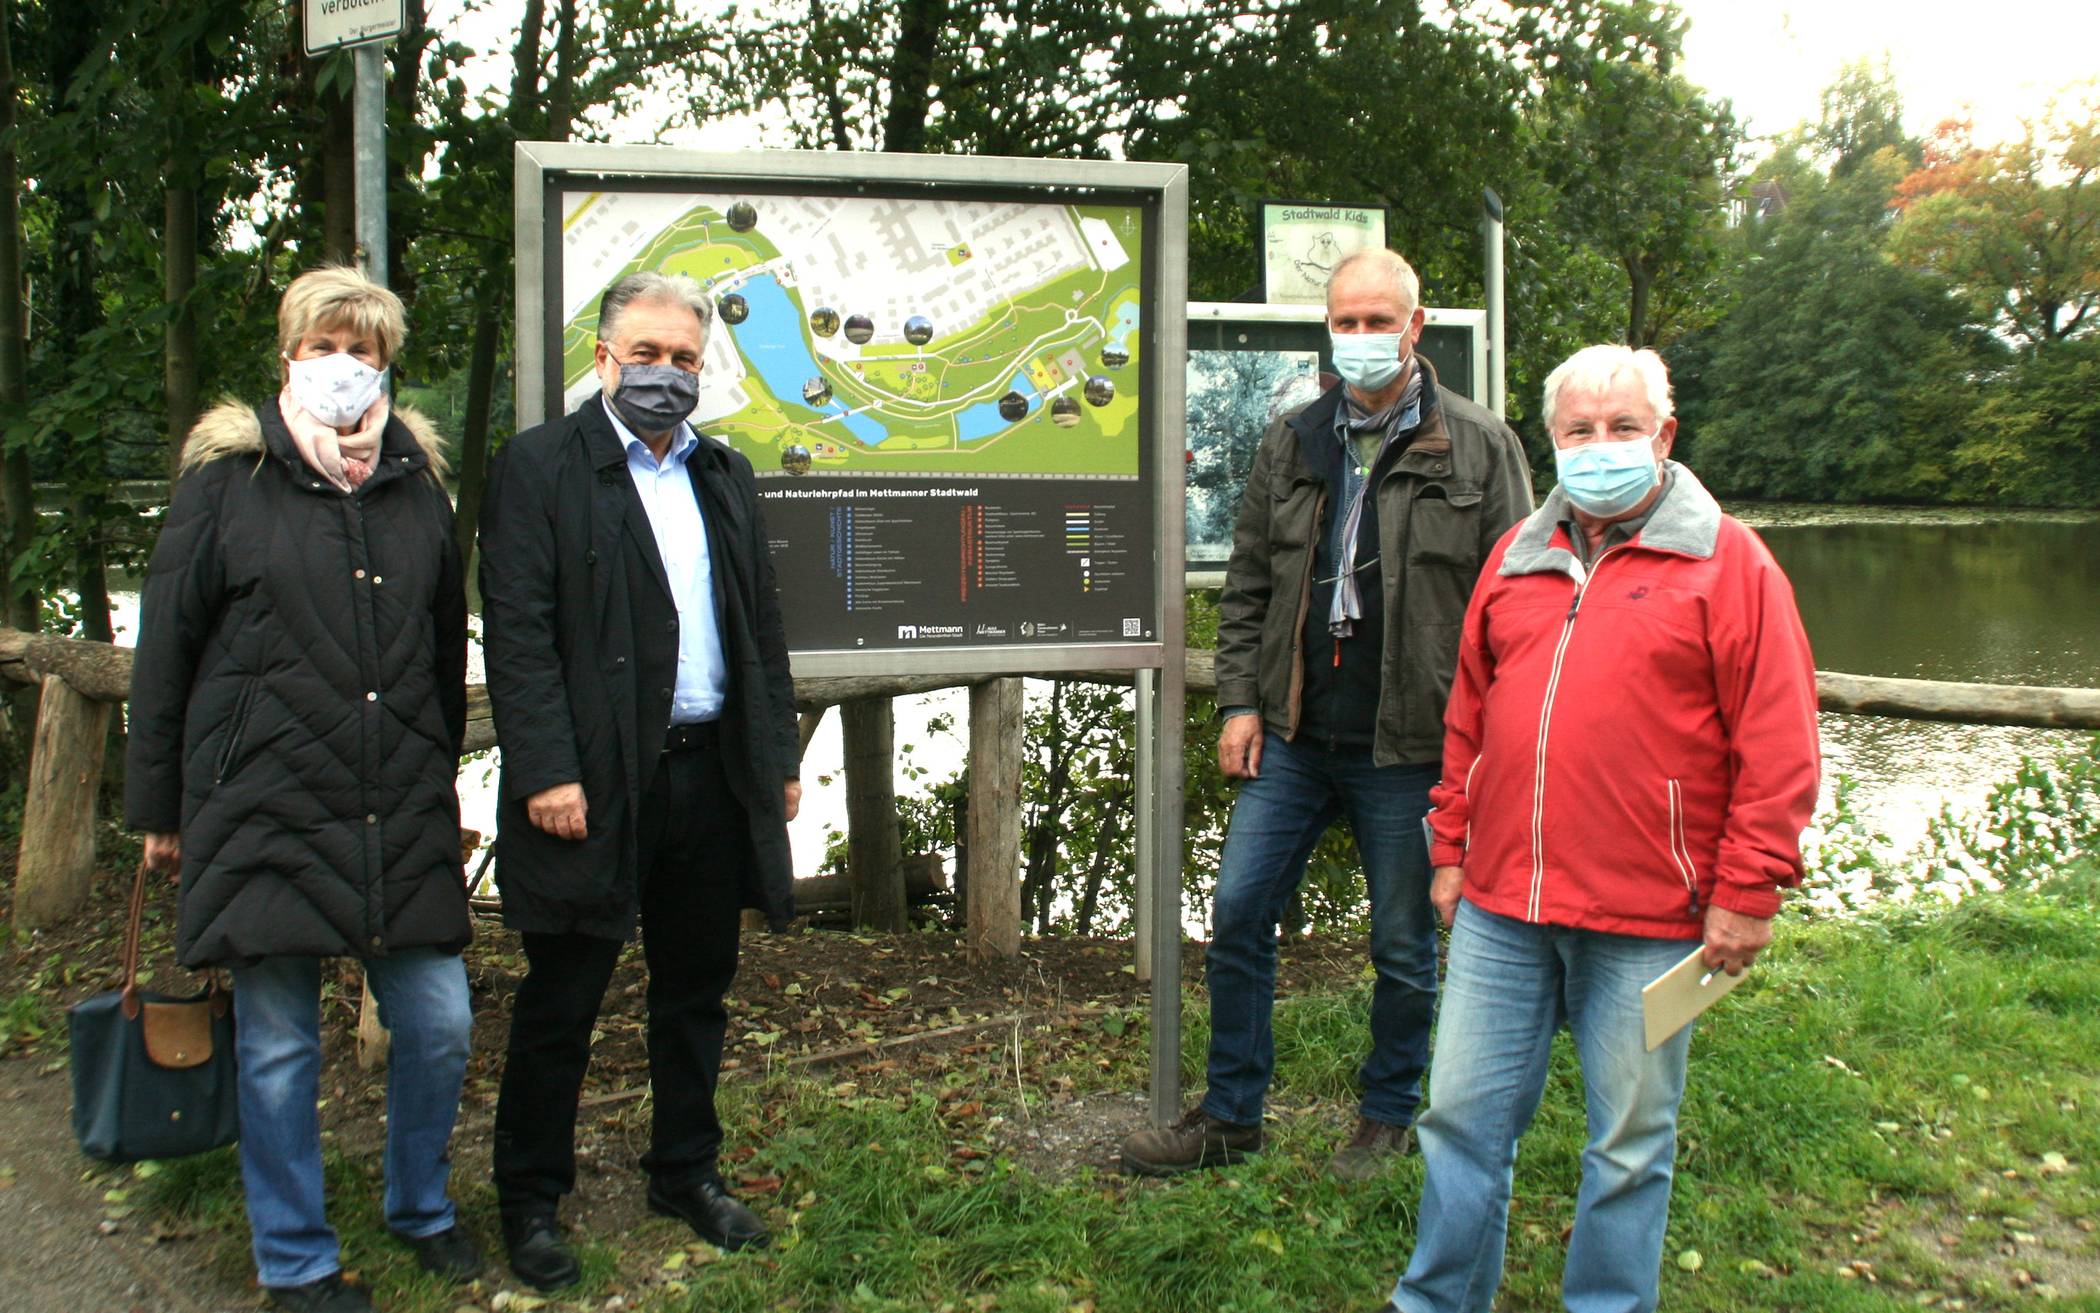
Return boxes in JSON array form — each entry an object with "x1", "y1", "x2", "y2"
[{"x1": 519, "y1": 147, "x2": 1186, "y2": 677}]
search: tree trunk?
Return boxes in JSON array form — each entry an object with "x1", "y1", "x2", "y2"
[
  {"x1": 1625, "y1": 255, "x2": 1653, "y2": 348},
  {"x1": 510, "y1": 0, "x2": 548, "y2": 137},
  {"x1": 966, "y1": 678, "x2": 1023, "y2": 960},
  {"x1": 880, "y1": 0, "x2": 945, "y2": 153},
  {"x1": 13, "y1": 673, "x2": 112, "y2": 928},
  {"x1": 1073, "y1": 789, "x2": 1126, "y2": 936},
  {"x1": 46, "y1": 14, "x2": 110, "y2": 642},
  {"x1": 548, "y1": 0, "x2": 580, "y2": 136},
  {"x1": 841, "y1": 697, "x2": 906, "y2": 931},
  {"x1": 451, "y1": 293, "x2": 502, "y2": 581},
  {"x1": 386, "y1": 0, "x2": 431, "y2": 300},
  {"x1": 322, "y1": 73, "x2": 356, "y2": 263},
  {"x1": 0, "y1": 0, "x2": 35, "y2": 633},
  {"x1": 163, "y1": 98, "x2": 200, "y2": 471}
]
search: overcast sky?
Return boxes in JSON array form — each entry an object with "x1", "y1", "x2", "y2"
[{"x1": 1673, "y1": 0, "x2": 2097, "y2": 146}]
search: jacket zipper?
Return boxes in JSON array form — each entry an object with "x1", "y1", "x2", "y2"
[
  {"x1": 1667, "y1": 778, "x2": 1701, "y2": 915},
  {"x1": 1526, "y1": 545, "x2": 1625, "y2": 921},
  {"x1": 214, "y1": 678, "x2": 260, "y2": 783}
]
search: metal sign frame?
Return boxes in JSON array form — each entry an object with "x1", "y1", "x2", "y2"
[
  {"x1": 515, "y1": 142, "x2": 1191, "y2": 1122},
  {"x1": 1180, "y1": 300, "x2": 1489, "y2": 586},
  {"x1": 302, "y1": 0, "x2": 405, "y2": 55}
]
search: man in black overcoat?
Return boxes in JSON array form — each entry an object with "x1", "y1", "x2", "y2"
[{"x1": 479, "y1": 271, "x2": 801, "y2": 1290}]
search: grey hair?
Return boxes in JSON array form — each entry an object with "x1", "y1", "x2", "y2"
[
  {"x1": 598, "y1": 271, "x2": 714, "y2": 343},
  {"x1": 1327, "y1": 248, "x2": 1421, "y2": 315},
  {"x1": 1541, "y1": 345, "x2": 1674, "y2": 432}
]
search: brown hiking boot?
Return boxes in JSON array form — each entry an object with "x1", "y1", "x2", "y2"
[
  {"x1": 1119, "y1": 1106, "x2": 1263, "y2": 1176},
  {"x1": 1328, "y1": 1115, "x2": 1412, "y2": 1180}
]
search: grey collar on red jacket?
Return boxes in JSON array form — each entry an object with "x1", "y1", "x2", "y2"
[{"x1": 1500, "y1": 459, "x2": 1722, "y2": 580}]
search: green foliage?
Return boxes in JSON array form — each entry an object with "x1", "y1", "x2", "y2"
[
  {"x1": 1957, "y1": 338, "x2": 2100, "y2": 506},
  {"x1": 1888, "y1": 95, "x2": 2100, "y2": 350},
  {"x1": 1525, "y1": 12, "x2": 1738, "y2": 348},
  {"x1": 1675, "y1": 153, "x2": 1985, "y2": 503}
]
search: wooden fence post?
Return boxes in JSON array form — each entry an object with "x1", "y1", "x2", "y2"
[
  {"x1": 966, "y1": 678, "x2": 1023, "y2": 962},
  {"x1": 14, "y1": 673, "x2": 112, "y2": 928}
]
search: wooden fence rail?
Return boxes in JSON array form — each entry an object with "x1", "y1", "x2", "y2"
[{"x1": 6, "y1": 624, "x2": 2099, "y2": 932}]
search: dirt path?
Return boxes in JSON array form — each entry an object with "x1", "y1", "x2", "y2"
[{"x1": 0, "y1": 1057, "x2": 256, "y2": 1312}]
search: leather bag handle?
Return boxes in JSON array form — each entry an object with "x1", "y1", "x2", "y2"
[{"x1": 117, "y1": 862, "x2": 226, "y2": 1020}]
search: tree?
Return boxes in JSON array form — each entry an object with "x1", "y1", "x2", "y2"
[
  {"x1": 1812, "y1": 58, "x2": 1917, "y2": 179},
  {"x1": 1889, "y1": 95, "x2": 2100, "y2": 350},
  {"x1": 1675, "y1": 150, "x2": 1982, "y2": 503},
  {"x1": 0, "y1": 0, "x2": 34, "y2": 633},
  {"x1": 1526, "y1": 19, "x2": 1737, "y2": 348}
]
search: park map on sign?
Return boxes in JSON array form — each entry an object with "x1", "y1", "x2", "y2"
[{"x1": 559, "y1": 190, "x2": 1144, "y2": 479}]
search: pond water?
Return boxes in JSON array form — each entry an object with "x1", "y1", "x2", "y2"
[
  {"x1": 1749, "y1": 510, "x2": 2100, "y2": 853},
  {"x1": 98, "y1": 507, "x2": 2099, "y2": 881}
]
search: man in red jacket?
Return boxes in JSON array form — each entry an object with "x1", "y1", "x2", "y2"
[{"x1": 1381, "y1": 345, "x2": 1820, "y2": 1313}]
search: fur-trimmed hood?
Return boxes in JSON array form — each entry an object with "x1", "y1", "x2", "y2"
[{"x1": 180, "y1": 398, "x2": 451, "y2": 478}]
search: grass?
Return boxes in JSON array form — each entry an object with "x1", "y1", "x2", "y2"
[{"x1": 112, "y1": 859, "x2": 2100, "y2": 1312}]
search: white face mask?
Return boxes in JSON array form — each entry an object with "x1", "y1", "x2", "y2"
[{"x1": 285, "y1": 351, "x2": 387, "y2": 428}]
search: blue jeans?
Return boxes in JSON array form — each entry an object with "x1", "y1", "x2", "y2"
[
  {"x1": 1391, "y1": 903, "x2": 1698, "y2": 1313},
  {"x1": 231, "y1": 949, "x2": 473, "y2": 1288},
  {"x1": 1201, "y1": 732, "x2": 1438, "y2": 1127}
]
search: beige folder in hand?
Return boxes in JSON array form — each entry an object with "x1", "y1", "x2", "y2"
[{"x1": 1641, "y1": 946, "x2": 1749, "y2": 1051}]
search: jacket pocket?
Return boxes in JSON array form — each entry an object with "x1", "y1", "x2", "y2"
[
  {"x1": 213, "y1": 677, "x2": 262, "y2": 784},
  {"x1": 1666, "y1": 778, "x2": 1700, "y2": 915},
  {"x1": 1406, "y1": 483, "x2": 1485, "y2": 567},
  {"x1": 1266, "y1": 478, "x2": 1322, "y2": 549}
]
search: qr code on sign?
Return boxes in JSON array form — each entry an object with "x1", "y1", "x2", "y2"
[{"x1": 1122, "y1": 617, "x2": 1141, "y2": 637}]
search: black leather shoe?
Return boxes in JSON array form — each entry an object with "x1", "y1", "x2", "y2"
[
  {"x1": 391, "y1": 1221, "x2": 484, "y2": 1282},
  {"x1": 264, "y1": 1273, "x2": 372, "y2": 1312},
  {"x1": 647, "y1": 1177, "x2": 771, "y2": 1251},
  {"x1": 501, "y1": 1213, "x2": 581, "y2": 1292}
]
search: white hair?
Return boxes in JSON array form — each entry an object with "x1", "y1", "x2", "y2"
[
  {"x1": 1328, "y1": 248, "x2": 1421, "y2": 316},
  {"x1": 598, "y1": 271, "x2": 713, "y2": 344},
  {"x1": 1541, "y1": 345, "x2": 1673, "y2": 432}
]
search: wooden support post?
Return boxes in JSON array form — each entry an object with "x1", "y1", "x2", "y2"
[
  {"x1": 842, "y1": 697, "x2": 907, "y2": 932},
  {"x1": 966, "y1": 678, "x2": 1023, "y2": 962},
  {"x1": 13, "y1": 673, "x2": 112, "y2": 928}
]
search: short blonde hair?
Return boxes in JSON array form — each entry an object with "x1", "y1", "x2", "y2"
[
  {"x1": 1541, "y1": 345, "x2": 1673, "y2": 433},
  {"x1": 1328, "y1": 249, "x2": 1421, "y2": 316},
  {"x1": 277, "y1": 265, "x2": 406, "y2": 365}
]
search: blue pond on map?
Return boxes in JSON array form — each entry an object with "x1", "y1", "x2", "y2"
[{"x1": 726, "y1": 272, "x2": 1043, "y2": 449}]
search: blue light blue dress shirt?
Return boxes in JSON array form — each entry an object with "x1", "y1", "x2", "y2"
[{"x1": 603, "y1": 396, "x2": 726, "y2": 725}]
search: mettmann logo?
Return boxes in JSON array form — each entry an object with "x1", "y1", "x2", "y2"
[{"x1": 897, "y1": 624, "x2": 965, "y2": 640}]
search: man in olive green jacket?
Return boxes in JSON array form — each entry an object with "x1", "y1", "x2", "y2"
[{"x1": 1122, "y1": 249, "x2": 1532, "y2": 1179}]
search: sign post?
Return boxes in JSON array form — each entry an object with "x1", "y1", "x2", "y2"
[{"x1": 303, "y1": 0, "x2": 404, "y2": 283}]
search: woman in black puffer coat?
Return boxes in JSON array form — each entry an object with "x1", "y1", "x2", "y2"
[{"x1": 125, "y1": 266, "x2": 480, "y2": 1313}]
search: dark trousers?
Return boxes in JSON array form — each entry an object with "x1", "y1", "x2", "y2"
[{"x1": 492, "y1": 730, "x2": 750, "y2": 1215}]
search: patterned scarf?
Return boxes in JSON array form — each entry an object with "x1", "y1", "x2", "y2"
[
  {"x1": 278, "y1": 390, "x2": 385, "y2": 493},
  {"x1": 1328, "y1": 362, "x2": 1425, "y2": 638}
]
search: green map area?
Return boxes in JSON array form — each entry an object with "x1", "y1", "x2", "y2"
[{"x1": 560, "y1": 193, "x2": 1144, "y2": 478}]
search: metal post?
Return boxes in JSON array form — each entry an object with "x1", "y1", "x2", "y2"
[
  {"x1": 354, "y1": 44, "x2": 387, "y2": 285},
  {"x1": 1482, "y1": 187, "x2": 1505, "y2": 419},
  {"x1": 1148, "y1": 652, "x2": 1185, "y2": 1125},
  {"x1": 1133, "y1": 668, "x2": 1156, "y2": 983},
  {"x1": 1139, "y1": 666, "x2": 1185, "y2": 1125}
]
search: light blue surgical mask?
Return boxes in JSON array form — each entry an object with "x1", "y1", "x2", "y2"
[
  {"x1": 1330, "y1": 332, "x2": 1405, "y2": 392},
  {"x1": 1554, "y1": 434, "x2": 1661, "y2": 518}
]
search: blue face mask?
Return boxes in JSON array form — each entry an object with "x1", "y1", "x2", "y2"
[
  {"x1": 1554, "y1": 434, "x2": 1661, "y2": 518},
  {"x1": 1330, "y1": 332, "x2": 1405, "y2": 392}
]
